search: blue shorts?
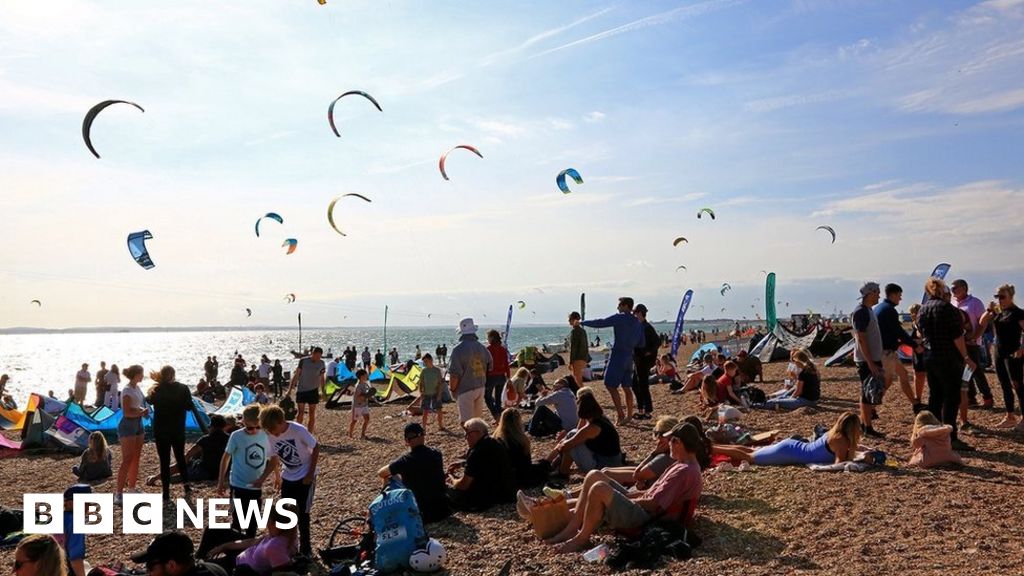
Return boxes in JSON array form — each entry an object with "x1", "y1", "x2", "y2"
[
  {"x1": 603, "y1": 355, "x2": 635, "y2": 389},
  {"x1": 117, "y1": 417, "x2": 144, "y2": 438},
  {"x1": 421, "y1": 395, "x2": 442, "y2": 413}
]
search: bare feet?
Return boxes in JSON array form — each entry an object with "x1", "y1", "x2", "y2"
[
  {"x1": 552, "y1": 535, "x2": 590, "y2": 554},
  {"x1": 995, "y1": 415, "x2": 1018, "y2": 429}
]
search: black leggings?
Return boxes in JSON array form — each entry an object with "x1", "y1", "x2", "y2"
[
  {"x1": 156, "y1": 435, "x2": 189, "y2": 499},
  {"x1": 281, "y1": 478, "x2": 314, "y2": 556},
  {"x1": 994, "y1": 353, "x2": 1024, "y2": 414},
  {"x1": 230, "y1": 487, "x2": 263, "y2": 538},
  {"x1": 925, "y1": 356, "x2": 962, "y2": 441},
  {"x1": 633, "y1": 363, "x2": 654, "y2": 413}
]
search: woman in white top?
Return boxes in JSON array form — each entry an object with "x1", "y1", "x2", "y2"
[
  {"x1": 115, "y1": 365, "x2": 150, "y2": 504},
  {"x1": 104, "y1": 365, "x2": 121, "y2": 410}
]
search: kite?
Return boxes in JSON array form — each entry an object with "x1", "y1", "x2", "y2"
[
  {"x1": 327, "y1": 91, "x2": 382, "y2": 137},
  {"x1": 30, "y1": 300, "x2": 41, "y2": 307},
  {"x1": 517, "y1": 300, "x2": 526, "y2": 309},
  {"x1": 427, "y1": 314, "x2": 432, "y2": 319},
  {"x1": 721, "y1": 307, "x2": 727, "y2": 312},
  {"x1": 284, "y1": 294, "x2": 296, "y2": 304},
  {"x1": 82, "y1": 100, "x2": 145, "y2": 159},
  {"x1": 697, "y1": 208, "x2": 715, "y2": 220},
  {"x1": 327, "y1": 193, "x2": 372, "y2": 236},
  {"x1": 245, "y1": 308, "x2": 252, "y2": 317},
  {"x1": 816, "y1": 225, "x2": 837, "y2": 243},
  {"x1": 672, "y1": 237, "x2": 688, "y2": 247},
  {"x1": 438, "y1": 145, "x2": 482, "y2": 180},
  {"x1": 720, "y1": 283, "x2": 731, "y2": 296},
  {"x1": 255, "y1": 213, "x2": 283, "y2": 237},
  {"x1": 282, "y1": 239, "x2": 298, "y2": 255},
  {"x1": 531, "y1": 311, "x2": 536, "y2": 316},
  {"x1": 556, "y1": 168, "x2": 583, "y2": 194},
  {"x1": 676, "y1": 265, "x2": 687, "y2": 272},
  {"x1": 127, "y1": 230, "x2": 155, "y2": 270}
]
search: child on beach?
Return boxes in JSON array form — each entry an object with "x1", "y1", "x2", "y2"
[
  {"x1": 349, "y1": 369, "x2": 372, "y2": 439},
  {"x1": 255, "y1": 383, "x2": 270, "y2": 405},
  {"x1": 909, "y1": 410, "x2": 961, "y2": 468},
  {"x1": 419, "y1": 354, "x2": 445, "y2": 432},
  {"x1": 73, "y1": 432, "x2": 112, "y2": 482}
]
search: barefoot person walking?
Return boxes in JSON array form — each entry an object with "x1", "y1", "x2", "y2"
[{"x1": 288, "y1": 347, "x2": 326, "y2": 434}]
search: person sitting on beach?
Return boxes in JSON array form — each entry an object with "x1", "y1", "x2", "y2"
[
  {"x1": 15, "y1": 534, "x2": 67, "y2": 576},
  {"x1": 379, "y1": 423, "x2": 451, "y2": 524},
  {"x1": 446, "y1": 418, "x2": 515, "y2": 512},
  {"x1": 733, "y1": 349, "x2": 763, "y2": 384},
  {"x1": 681, "y1": 353, "x2": 716, "y2": 393},
  {"x1": 533, "y1": 375, "x2": 579, "y2": 432},
  {"x1": 698, "y1": 375, "x2": 720, "y2": 419},
  {"x1": 591, "y1": 416, "x2": 679, "y2": 491},
  {"x1": 536, "y1": 422, "x2": 704, "y2": 553},
  {"x1": 650, "y1": 355, "x2": 680, "y2": 386},
  {"x1": 759, "y1": 349, "x2": 821, "y2": 410},
  {"x1": 131, "y1": 531, "x2": 228, "y2": 576},
  {"x1": 908, "y1": 410, "x2": 961, "y2": 468},
  {"x1": 716, "y1": 361, "x2": 743, "y2": 406},
  {"x1": 494, "y1": 408, "x2": 546, "y2": 487},
  {"x1": 712, "y1": 412, "x2": 861, "y2": 466},
  {"x1": 147, "y1": 414, "x2": 230, "y2": 487},
  {"x1": 202, "y1": 506, "x2": 298, "y2": 576},
  {"x1": 546, "y1": 391, "x2": 623, "y2": 476},
  {"x1": 254, "y1": 383, "x2": 270, "y2": 405},
  {"x1": 349, "y1": 369, "x2": 373, "y2": 439},
  {"x1": 72, "y1": 432, "x2": 112, "y2": 482}
]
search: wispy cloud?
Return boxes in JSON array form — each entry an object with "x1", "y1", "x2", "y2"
[
  {"x1": 623, "y1": 192, "x2": 707, "y2": 207},
  {"x1": 243, "y1": 130, "x2": 296, "y2": 147},
  {"x1": 529, "y1": 0, "x2": 745, "y2": 59},
  {"x1": 744, "y1": 89, "x2": 851, "y2": 113},
  {"x1": 584, "y1": 111, "x2": 606, "y2": 123}
]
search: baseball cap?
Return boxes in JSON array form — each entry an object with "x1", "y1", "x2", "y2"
[
  {"x1": 131, "y1": 531, "x2": 194, "y2": 565},
  {"x1": 634, "y1": 304, "x2": 648, "y2": 314},
  {"x1": 457, "y1": 317, "x2": 478, "y2": 335},
  {"x1": 661, "y1": 422, "x2": 696, "y2": 440},
  {"x1": 63, "y1": 484, "x2": 92, "y2": 501},
  {"x1": 404, "y1": 422, "x2": 425, "y2": 440},
  {"x1": 858, "y1": 282, "x2": 880, "y2": 297}
]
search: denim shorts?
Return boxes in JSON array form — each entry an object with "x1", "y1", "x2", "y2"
[
  {"x1": 421, "y1": 395, "x2": 443, "y2": 413},
  {"x1": 117, "y1": 417, "x2": 144, "y2": 438}
]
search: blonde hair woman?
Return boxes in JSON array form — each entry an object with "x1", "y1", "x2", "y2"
[
  {"x1": 977, "y1": 284, "x2": 1024, "y2": 429},
  {"x1": 762, "y1": 349, "x2": 821, "y2": 410},
  {"x1": 115, "y1": 364, "x2": 149, "y2": 504},
  {"x1": 908, "y1": 410, "x2": 961, "y2": 468},
  {"x1": 73, "y1": 431, "x2": 112, "y2": 482},
  {"x1": 712, "y1": 412, "x2": 861, "y2": 465},
  {"x1": 14, "y1": 534, "x2": 66, "y2": 576}
]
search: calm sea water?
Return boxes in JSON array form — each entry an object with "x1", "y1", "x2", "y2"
[{"x1": 0, "y1": 321, "x2": 739, "y2": 402}]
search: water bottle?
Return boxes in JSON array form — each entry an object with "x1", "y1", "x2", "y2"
[{"x1": 583, "y1": 543, "x2": 610, "y2": 563}]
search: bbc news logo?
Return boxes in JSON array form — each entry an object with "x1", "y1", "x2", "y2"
[{"x1": 23, "y1": 494, "x2": 298, "y2": 534}]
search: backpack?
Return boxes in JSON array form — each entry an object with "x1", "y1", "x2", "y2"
[
  {"x1": 526, "y1": 405, "x2": 563, "y2": 438},
  {"x1": 368, "y1": 479, "x2": 427, "y2": 573},
  {"x1": 740, "y1": 386, "x2": 767, "y2": 406}
]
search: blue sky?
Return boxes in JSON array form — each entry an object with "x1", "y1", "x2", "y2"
[{"x1": 1, "y1": 0, "x2": 1023, "y2": 328}]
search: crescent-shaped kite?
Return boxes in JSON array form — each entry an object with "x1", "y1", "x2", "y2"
[
  {"x1": 672, "y1": 237, "x2": 688, "y2": 247},
  {"x1": 82, "y1": 100, "x2": 145, "y2": 159},
  {"x1": 720, "y1": 282, "x2": 732, "y2": 296},
  {"x1": 284, "y1": 293, "x2": 296, "y2": 304},
  {"x1": 697, "y1": 208, "x2": 716, "y2": 220},
  {"x1": 676, "y1": 265, "x2": 687, "y2": 272},
  {"x1": 255, "y1": 213, "x2": 283, "y2": 237},
  {"x1": 30, "y1": 300, "x2": 41, "y2": 307},
  {"x1": 327, "y1": 91, "x2": 382, "y2": 137},
  {"x1": 439, "y1": 145, "x2": 482, "y2": 181},
  {"x1": 282, "y1": 239, "x2": 298, "y2": 255},
  {"x1": 327, "y1": 193, "x2": 372, "y2": 236},
  {"x1": 816, "y1": 225, "x2": 837, "y2": 244},
  {"x1": 517, "y1": 300, "x2": 526, "y2": 309},
  {"x1": 556, "y1": 168, "x2": 583, "y2": 194},
  {"x1": 127, "y1": 230, "x2": 156, "y2": 270},
  {"x1": 245, "y1": 308, "x2": 252, "y2": 317}
]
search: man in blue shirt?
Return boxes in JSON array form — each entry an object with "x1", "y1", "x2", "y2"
[
  {"x1": 582, "y1": 297, "x2": 644, "y2": 424},
  {"x1": 873, "y1": 283, "x2": 924, "y2": 413},
  {"x1": 59, "y1": 485, "x2": 90, "y2": 576}
]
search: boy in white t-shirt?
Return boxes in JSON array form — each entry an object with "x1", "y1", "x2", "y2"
[
  {"x1": 261, "y1": 405, "x2": 319, "y2": 558},
  {"x1": 349, "y1": 369, "x2": 373, "y2": 439}
]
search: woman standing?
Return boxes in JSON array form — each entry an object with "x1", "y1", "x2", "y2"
[
  {"x1": 14, "y1": 534, "x2": 66, "y2": 576},
  {"x1": 484, "y1": 330, "x2": 510, "y2": 419},
  {"x1": 115, "y1": 365, "x2": 149, "y2": 504},
  {"x1": 980, "y1": 284, "x2": 1024, "y2": 429},
  {"x1": 147, "y1": 365, "x2": 199, "y2": 500},
  {"x1": 104, "y1": 364, "x2": 121, "y2": 410}
]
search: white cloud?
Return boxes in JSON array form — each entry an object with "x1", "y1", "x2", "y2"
[
  {"x1": 744, "y1": 89, "x2": 850, "y2": 113},
  {"x1": 584, "y1": 111, "x2": 606, "y2": 123}
]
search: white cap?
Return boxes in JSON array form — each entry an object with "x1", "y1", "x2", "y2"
[{"x1": 457, "y1": 317, "x2": 478, "y2": 335}]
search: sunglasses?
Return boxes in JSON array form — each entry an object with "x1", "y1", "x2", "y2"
[
  {"x1": 245, "y1": 425, "x2": 261, "y2": 432},
  {"x1": 994, "y1": 294, "x2": 1008, "y2": 300}
]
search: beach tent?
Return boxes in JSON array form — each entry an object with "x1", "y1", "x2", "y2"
[
  {"x1": 689, "y1": 343, "x2": 722, "y2": 364},
  {"x1": 0, "y1": 406, "x2": 26, "y2": 432},
  {"x1": 44, "y1": 415, "x2": 90, "y2": 455},
  {"x1": 19, "y1": 407, "x2": 55, "y2": 450},
  {"x1": 213, "y1": 387, "x2": 256, "y2": 416},
  {"x1": 824, "y1": 339, "x2": 857, "y2": 367},
  {"x1": 63, "y1": 397, "x2": 211, "y2": 433},
  {"x1": 751, "y1": 324, "x2": 821, "y2": 363},
  {"x1": 0, "y1": 434, "x2": 20, "y2": 451},
  {"x1": 369, "y1": 367, "x2": 390, "y2": 383}
]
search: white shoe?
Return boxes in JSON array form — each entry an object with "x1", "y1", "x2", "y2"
[{"x1": 515, "y1": 490, "x2": 535, "y2": 521}]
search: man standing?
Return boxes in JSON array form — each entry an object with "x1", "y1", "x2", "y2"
[
  {"x1": 853, "y1": 283, "x2": 886, "y2": 437},
  {"x1": 632, "y1": 304, "x2": 660, "y2": 420},
  {"x1": 448, "y1": 318, "x2": 492, "y2": 424},
  {"x1": 361, "y1": 346, "x2": 371, "y2": 370},
  {"x1": 74, "y1": 363, "x2": 90, "y2": 404},
  {"x1": 288, "y1": 347, "x2": 326, "y2": 434},
  {"x1": 378, "y1": 423, "x2": 451, "y2": 524},
  {"x1": 94, "y1": 362, "x2": 108, "y2": 407},
  {"x1": 567, "y1": 312, "x2": 589, "y2": 387},
  {"x1": 204, "y1": 356, "x2": 215, "y2": 384},
  {"x1": 919, "y1": 278, "x2": 976, "y2": 451},
  {"x1": 389, "y1": 347, "x2": 400, "y2": 365},
  {"x1": 211, "y1": 356, "x2": 219, "y2": 383},
  {"x1": 582, "y1": 297, "x2": 644, "y2": 424},
  {"x1": 951, "y1": 279, "x2": 994, "y2": 408},
  {"x1": 873, "y1": 284, "x2": 923, "y2": 412}
]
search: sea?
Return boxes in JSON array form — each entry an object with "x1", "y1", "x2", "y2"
[{"x1": 0, "y1": 320, "x2": 745, "y2": 402}]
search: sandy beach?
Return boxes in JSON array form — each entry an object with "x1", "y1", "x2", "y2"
[{"x1": 3, "y1": 342, "x2": 1022, "y2": 576}]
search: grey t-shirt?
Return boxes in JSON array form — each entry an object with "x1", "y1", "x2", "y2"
[
  {"x1": 853, "y1": 303, "x2": 883, "y2": 363},
  {"x1": 296, "y1": 358, "x2": 326, "y2": 392},
  {"x1": 448, "y1": 335, "x2": 492, "y2": 395}
]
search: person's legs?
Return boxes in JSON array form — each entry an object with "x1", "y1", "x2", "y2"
[
  {"x1": 634, "y1": 364, "x2": 653, "y2": 415},
  {"x1": 967, "y1": 345, "x2": 993, "y2": 404},
  {"x1": 552, "y1": 482, "x2": 621, "y2": 553},
  {"x1": 711, "y1": 444, "x2": 757, "y2": 463},
  {"x1": 993, "y1": 354, "x2": 1017, "y2": 424},
  {"x1": 361, "y1": 414, "x2": 369, "y2": 437},
  {"x1": 471, "y1": 387, "x2": 485, "y2": 420},
  {"x1": 571, "y1": 360, "x2": 586, "y2": 386},
  {"x1": 155, "y1": 437, "x2": 172, "y2": 499},
  {"x1": 281, "y1": 479, "x2": 314, "y2": 557},
  {"x1": 117, "y1": 434, "x2": 138, "y2": 496},
  {"x1": 173, "y1": 436, "x2": 190, "y2": 489},
  {"x1": 622, "y1": 365, "x2": 635, "y2": 419},
  {"x1": 483, "y1": 376, "x2": 498, "y2": 417},
  {"x1": 857, "y1": 362, "x2": 876, "y2": 431},
  {"x1": 295, "y1": 402, "x2": 307, "y2": 426},
  {"x1": 545, "y1": 471, "x2": 614, "y2": 543},
  {"x1": 127, "y1": 434, "x2": 145, "y2": 489},
  {"x1": 763, "y1": 397, "x2": 814, "y2": 410},
  {"x1": 230, "y1": 487, "x2": 263, "y2": 538},
  {"x1": 307, "y1": 404, "x2": 318, "y2": 434}
]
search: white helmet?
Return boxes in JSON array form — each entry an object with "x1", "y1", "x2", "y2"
[{"x1": 408, "y1": 538, "x2": 446, "y2": 573}]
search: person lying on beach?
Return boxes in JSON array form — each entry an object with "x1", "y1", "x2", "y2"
[{"x1": 712, "y1": 412, "x2": 861, "y2": 466}]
